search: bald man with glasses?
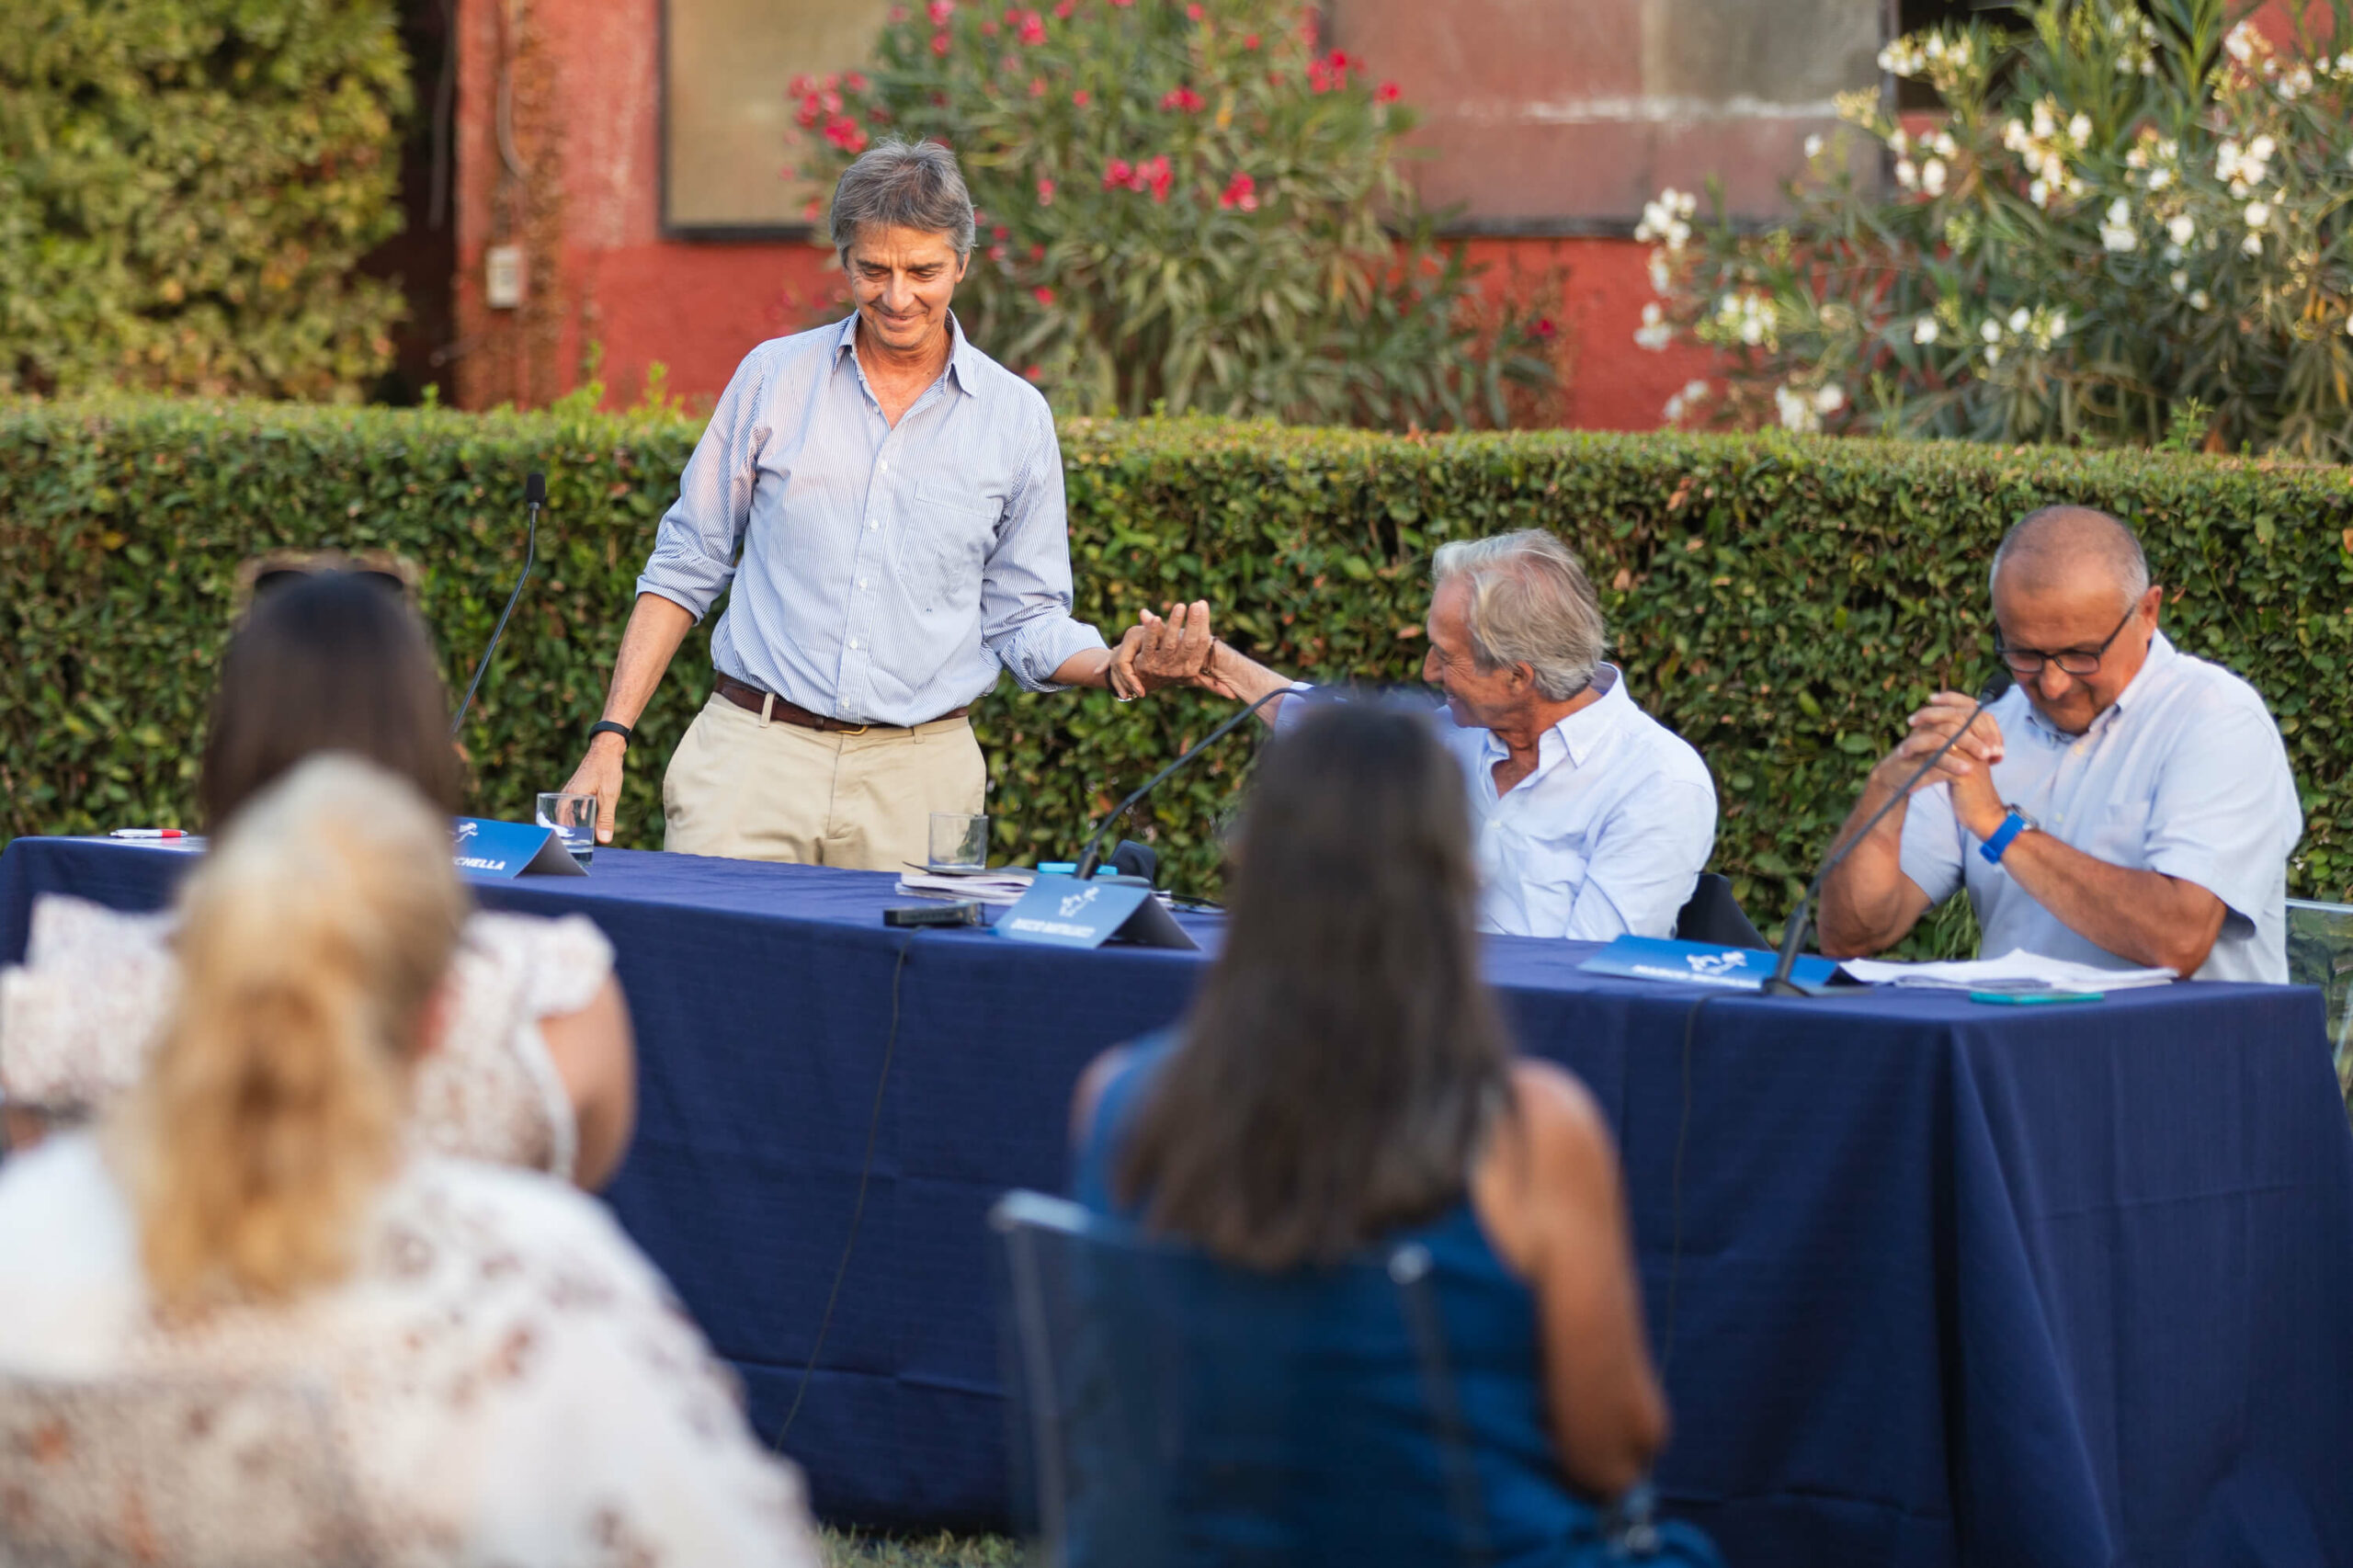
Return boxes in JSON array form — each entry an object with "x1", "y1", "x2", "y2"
[{"x1": 1816, "y1": 506, "x2": 2302, "y2": 983}]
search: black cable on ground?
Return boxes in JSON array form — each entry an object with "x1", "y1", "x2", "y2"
[{"x1": 773, "y1": 933, "x2": 913, "y2": 1451}]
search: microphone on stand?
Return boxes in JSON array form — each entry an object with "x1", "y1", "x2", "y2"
[
  {"x1": 1762, "y1": 668, "x2": 2013, "y2": 996},
  {"x1": 449, "y1": 472, "x2": 544, "y2": 742},
  {"x1": 1072, "y1": 685, "x2": 1296, "y2": 881}
]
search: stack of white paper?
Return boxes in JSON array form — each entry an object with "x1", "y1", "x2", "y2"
[
  {"x1": 1838, "y1": 948, "x2": 2177, "y2": 991},
  {"x1": 893, "y1": 868, "x2": 1037, "y2": 906}
]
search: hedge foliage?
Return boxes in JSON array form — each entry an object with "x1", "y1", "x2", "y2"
[
  {"x1": 5, "y1": 397, "x2": 2350, "y2": 947},
  {"x1": 0, "y1": 1, "x2": 411, "y2": 400}
]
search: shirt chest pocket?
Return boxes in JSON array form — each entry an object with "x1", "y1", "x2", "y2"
[
  {"x1": 2082, "y1": 798, "x2": 2153, "y2": 868},
  {"x1": 896, "y1": 480, "x2": 1001, "y2": 610}
]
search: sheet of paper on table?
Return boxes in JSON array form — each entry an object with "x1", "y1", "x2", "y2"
[
  {"x1": 1839, "y1": 947, "x2": 2177, "y2": 991},
  {"x1": 894, "y1": 869, "x2": 1037, "y2": 906}
]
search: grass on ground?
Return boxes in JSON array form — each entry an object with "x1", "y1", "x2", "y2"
[{"x1": 820, "y1": 1528, "x2": 1021, "y2": 1565}]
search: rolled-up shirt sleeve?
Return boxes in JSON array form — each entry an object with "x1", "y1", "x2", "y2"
[
  {"x1": 634, "y1": 352, "x2": 768, "y2": 621},
  {"x1": 982, "y1": 408, "x2": 1106, "y2": 691},
  {"x1": 2140, "y1": 695, "x2": 2301, "y2": 935}
]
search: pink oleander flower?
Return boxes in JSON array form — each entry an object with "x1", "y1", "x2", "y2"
[
  {"x1": 1036, "y1": 176, "x2": 1056, "y2": 204},
  {"x1": 1029, "y1": 75, "x2": 1046, "y2": 97},
  {"x1": 1219, "y1": 171, "x2": 1258, "y2": 210},
  {"x1": 1159, "y1": 85, "x2": 1205, "y2": 112},
  {"x1": 989, "y1": 243, "x2": 1007, "y2": 261},
  {"x1": 1534, "y1": 317, "x2": 1557, "y2": 339},
  {"x1": 931, "y1": 29, "x2": 951, "y2": 52},
  {"x1": 1033, "y1": 286, "x2": 1056, "y2": 305},
  {"x1": 927, "y1": 0, "x2": 954, "y2": 21},
  {"x1": 1073, "y1": 88, "x2": 1092, "y2": 105},
  {"x1": 1186, "y1": 2, "x2": 1202, "y2": 17},
  {"x1": 1141, "y1": 153, "x2": 1173, "y2": 201},
  {"x1": 1376, "y1": 80, "x2": 1401, "y2": 103},
  {"x1": 1024, "y1": 364, "x2": 1043, "y2": 380},
  {"x1": 1103, "y1": 157, "x2": 1135, "y2": 188},
  {"x1": 790, "y1": 74, "x2": 814, "y2": 95},
  {"x1": 993, "y1": 223, "x2": 1010, "y2": 239},
  {"x1": 1053, "y1": 0, "x2": 1074, "y2": 14},
  {"x1": 822, "y1": 89, "x2": 843, "y2": 112},
  {"x1": 1017, "y1": 8, "x2": 1046, "y2": 43},
  {"x1": 846, "y1": 72, "x2": 869, "y2": 91},
  {"x1": 1243, "y1": 31, "x2": 1260, "y2": 49},
  {"x1": 795, "y1": 94, "x2": 822, "y2": 128}
]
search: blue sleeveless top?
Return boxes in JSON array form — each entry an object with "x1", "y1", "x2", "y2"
[{"x1": 1070, "y1": 1034, "x2": 1711, "y2": 1568}]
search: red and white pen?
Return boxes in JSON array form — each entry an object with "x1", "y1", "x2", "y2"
[{"x1": 108, "y1": 828, "x2": 188, "y2": 839}]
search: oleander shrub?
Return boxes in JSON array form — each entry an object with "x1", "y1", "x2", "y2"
[
  {"x1": 786, "y1": 0, "x2": 1561, "y2": 430},
  {"x1": 1638, "y1": 0, "x2": 2353, "y2": 460},
  {"x1": 0, "y1": 0, "x2": 411, "y2": 401},
  {"x1": 4, "y1": 398, "x2": 2349, "y2": 949}
]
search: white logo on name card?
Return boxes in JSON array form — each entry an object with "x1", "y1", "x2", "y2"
[
  {"x1": 1686, "y1": 950, "x2": 1747, "y2": 977},
  {"x1": 455, "y1": 821, "x2": 479, "y2": 844},
  {"x1": 1058, "y1": 886, "x2": 1102, "y2": 920}
]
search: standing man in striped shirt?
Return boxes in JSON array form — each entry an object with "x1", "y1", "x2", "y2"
[{"x1": 563, "y1": 140, "x2": 1209, "y2": 869}]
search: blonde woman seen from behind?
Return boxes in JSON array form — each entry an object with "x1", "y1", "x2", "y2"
[{"x1": 0, "y1": 756, "x2": 819, "y2": 1565}]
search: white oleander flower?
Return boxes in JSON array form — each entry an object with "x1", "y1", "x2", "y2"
[
  {"x1": 1775, "y1": 384, "x2": 1822, "y2": 434},
  {"x1": 2008, "y1": 306, "x2": 2031, "y2": 334},
  {"x1": 1804, "y1": 133, "x2": 1825, "y2": 160},
  {"x1": 2029, "y1": 177, "x2": 2051, "y2": 209},
  {"x1": 2250, "y1": 134, "x2": 2277, "y2": 164},
  {"x1": 1915, "y1": 315, "x2": 1940, "y2": 345},
  {"x1": 2068, "y1": 112, "x2": 2093, "y2": 145},
  {"x1": 2031, "y1": 100, "x2": 2056, "y2": 140},
  {"x1": 2243, "y1": 232, "x2": 2264, "y2": 256},
  {"x1": 2003, "y1": 119, "x2": 2029, "y2": 152},
  {"x1": 2189, "y1": 290, "x2": 2211, "y2": 310},
  {"x1": 2170, "y1": 269, "x2": 2189, "y2": 294},
  {"x1": 2148, "y1": 166, "x2": 2172, "y2": 191},
  {"x1": 1634, "y1": 301, "x2": 1674, "y2": 352},
  {"x1": 1982, "y1": 319, "x2": 2003, "y2": 344},
  {"x1": 1649, "y1": 250, "x2": 1672, "y2": 295},
  {"x1": 1813, "y1": 383, "x2": 1846, "y2": 415},
  {"x1": 1984, "y1": 344, "x2": 2004, "y2": 367},
  {"x1": 2345, "y1": 316, "x2": 2353, "y2": 339},
  {"x1": 2245, "y1": 199, "x2": 2271, "y2": 230},
  {"x1": 1662, "y1": 379, "x2": 1711, "y2": 424},
  {"x1": 2225, "y1": 21, "x2": 2259, "y2": 65},
  {"x1": 1895, "y1": 158, "x2": 1918, "y2": 189},
  {"x1": 1932, "y1": 131, "x2": 1957, "y2": 159},
  {"x1": 1922, "y1": 158, "x2": 1948, "y2": 196},
  {"x1": 2100, "y1": 198, "x2": 2137, "y2": 252}
]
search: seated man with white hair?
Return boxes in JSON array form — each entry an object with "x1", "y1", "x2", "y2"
[
  {"x1": 1815, "y1": 506, "x2": 2302, "y2": 982},
  {"x1": 1126, "y1": 529, "x2": 1719, "y2": 940}
]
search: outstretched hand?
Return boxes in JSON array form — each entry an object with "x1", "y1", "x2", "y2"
[{"x1": 1108, "y1": 600, "x2": 1229, "y2": 698}]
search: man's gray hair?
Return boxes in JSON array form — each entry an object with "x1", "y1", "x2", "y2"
[
  {"x1": 1990, "y1": 505, "x2": 2151, "y2": 610},
  {"x1": 1430, "y1": 530, "x2": 1609, "y2": 700},
  {"x1": 828, "y1": 139, "x2": 976, "y2": 264}
]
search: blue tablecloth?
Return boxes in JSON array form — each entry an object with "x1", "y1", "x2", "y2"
[{"x1": 6, "y1": 835, "x2": 2351, "y2": 1567}]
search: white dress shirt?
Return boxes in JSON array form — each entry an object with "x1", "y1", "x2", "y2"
[
  {"x1": 1435, "y1": 666, "x2": 1718, "y2": 940},
  {"x1": 1898, "y1": 631, "x2": 2302, "y2": 983},
  {"x1": 636, "y1": 313, "x2": 1106, "y2": 725}
]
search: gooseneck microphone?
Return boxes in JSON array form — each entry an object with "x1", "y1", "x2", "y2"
[
  {"x1": 1762, "y1": 669, "x2": 2012, "y2": 996},
  {"x1": 449, "y1": 471, "x2": 544, "y2": 741},
  {"x1": 1072, "y1": 684, "x2": 1296, "y2": 880}
]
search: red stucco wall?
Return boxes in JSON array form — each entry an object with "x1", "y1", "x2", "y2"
[{"x1": 449, "y1": 0, "x2": 1708, "y2": 427}]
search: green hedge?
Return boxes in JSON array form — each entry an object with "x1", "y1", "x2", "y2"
[{"x1": 4, "y1": 398, "x2": 2348, "y2": 944}]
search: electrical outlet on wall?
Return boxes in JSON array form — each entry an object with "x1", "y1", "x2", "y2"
[{"x1": 485, "y1": 244, "x2": 524, "y2": 310}]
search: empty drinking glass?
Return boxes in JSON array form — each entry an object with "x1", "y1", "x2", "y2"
[
  {"x1": 929, "y1": 812, "x2": 988, "y2": 870},
  {"x1": 537, "y1": 791, "x2": 597, "y2": 867}
]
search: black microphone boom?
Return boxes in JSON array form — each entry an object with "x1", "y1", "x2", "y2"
[
  {"x1": 449, "y1": 472, "x2": 544, "y2": 742},
  {"x1": 1072, "y1": 685, "x2": 1293, "y2": 880},
  {"x1": 1762, "y1": 670, "x2": 2011, "y2": 995}
]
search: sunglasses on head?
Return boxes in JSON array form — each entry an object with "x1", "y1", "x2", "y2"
[{"x1": 235, "y1": 550, "x2": 420, "y2": 610}]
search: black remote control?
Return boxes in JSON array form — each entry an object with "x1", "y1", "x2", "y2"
[{"x1": 883, "y1": 901, "x2": 984, "y2": 928}]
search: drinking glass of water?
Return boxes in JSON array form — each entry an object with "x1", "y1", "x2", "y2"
[
  {"x1": 929, "y1": 812, "x2": 988, "y2": 871},
  {"x1": 537, "y1": 791, "x2": 597, "y2": 867}
]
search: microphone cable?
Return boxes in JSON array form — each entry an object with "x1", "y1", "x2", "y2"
[
  {"x1": 449, "y1": 472, "x2": 543, "y2": 742},
  {"x1": 772, "y1": 931, "x2": 914, "y2": 1452}
]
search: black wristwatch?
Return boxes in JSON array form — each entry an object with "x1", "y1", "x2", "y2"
[{"x1": 588, "y1": 720, "x2": 633, "y2": 746}]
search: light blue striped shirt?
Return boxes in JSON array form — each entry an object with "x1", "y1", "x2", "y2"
[{"x1": 636, "y1": 313, "x2": 1106, "y2": 725}]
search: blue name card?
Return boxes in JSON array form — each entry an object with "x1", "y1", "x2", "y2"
[
  {"x1": 996, "y1": 873, "x2": 1197, "y2": 951},
  {"x1": 452, "y1": 817, "x2": 586, "y2": 879},
  {"x1": 1579, "y1": 935, "x2": 1844, "y2": 993}
]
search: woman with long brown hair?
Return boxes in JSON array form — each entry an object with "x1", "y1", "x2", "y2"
[
  {"x1": 2, "y1": 571, "x2": 635, "y2": 1187},
  {"x1": 0, "y1": 756, "x2": 815, "y2": 1561},
  {"x1": 1070, "y1": 699, "x2": 1719, "y2": 1565}
]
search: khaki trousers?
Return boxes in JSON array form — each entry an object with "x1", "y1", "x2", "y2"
[{"x1": 660, "y1": 693, "x2": 986, "y2": 871}]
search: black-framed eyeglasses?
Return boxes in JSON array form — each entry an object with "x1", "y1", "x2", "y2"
[{"x1": 1994, "y1": 604, "x2": 2137, "y2": 677}]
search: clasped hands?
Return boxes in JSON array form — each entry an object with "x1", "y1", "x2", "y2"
[
  {"x1": 1105, "y1": 600, "x2": 1240, "y2": 701},
  {"x1": 1871, "y1": 689, "x2": 2011, "y2": 840}
]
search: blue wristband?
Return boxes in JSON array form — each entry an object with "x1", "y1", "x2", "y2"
[{"x1": 1981, "y1": 810, "x2": 2031, "y2": 865}]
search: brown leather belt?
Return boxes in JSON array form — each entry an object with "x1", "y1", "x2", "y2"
[{"x1": 713, "y1": 673, "x2": 969, "y2": 734}]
